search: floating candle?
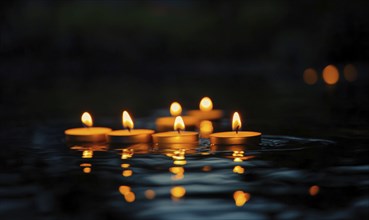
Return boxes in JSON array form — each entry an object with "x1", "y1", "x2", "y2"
[
  {"x1": 108, "y1": 111, "x2": 154, "y2": 144},
  {"x1": 187, "y1": 97, "x2": 224, "y2": 121},
  {"x1": 65, "y1": 112, "x2": 112, "y2": 143},
  {"x1": 210, "y1": 112, "x2": 261, "y2": 145},
  {"x1": 156, "y1": 102, "x2": 199, "y2": 131},
  {"x1": 153, "y1": 116, "x2": 198, "y2": 145}
]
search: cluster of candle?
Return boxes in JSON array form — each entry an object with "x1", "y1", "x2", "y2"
[{"x1": 65, "y1": 97, "x2": 261, "y2": 146}]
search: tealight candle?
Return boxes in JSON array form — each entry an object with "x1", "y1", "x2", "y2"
[
  {"x1": 210, "y1": 112, "x2": 261, "y2": 145},
  {"x1": 156, "y1": 102, "x2": 199, "y2": 131},
  {"x1": 107, "y1": 111, "x2": 154, "y2": 144},
  {"x1": 153, "y1": 116, "x2": 198, "y2": 145},
  {"x1": 187, "y1": 97, "x2": 224, "y2": 121},
  {"x1": 65, "y1": 112, "x2": 112, "y2": 143}
]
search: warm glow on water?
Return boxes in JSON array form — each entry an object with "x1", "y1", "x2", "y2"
[
  {"x1": 121, "y1": 163, "x2": 130, "y2": 168},
  {"x1": 303, "y1": 68, "x2": 318, "y2": 85},
  {"x1": 309, "y1": 185, "x2": 320, "y2": 196},
  {"x1": 83, "y1": 167, "x2": 91, "y2": 173},
  {"x1": 323, "y1": 64, "x2": 339, "y2": 85},
  {"x1": 145, "y1": 189, "x2": 156, "y2": 200},
  {"x1": 125, "y1": 191, "x2": 135, "y2": 203},
  {"x1": 233, "y1": 191, "x2": 250, "y2": 207},
  {"x1": 81, "y1": 112, "x2": 93, "y2": 127},
  {"x1": 122, "y1": 170, "x2": 133, "y2": 177},
  {"x1": 119, "y1": 185, "x2": 131, "y2": 195},
  {"x1": 122, "y1": 111, "x2": 134, "y2": 130},
  {"x1": 343, "y1": 64, "x2": 358, "y2": 82},
  {"x1": 170, "y1": 102, "x2": 182, "y2": 116},
  {"x1": 199, "y1": 97, "x2": 213, "y2": 111},
  {"x1": 171, "y1": 186, "x2": 186, "y2": 199},
  {"x1": 82, "y1": 150, "x2": 93, "y2": 158},
  {"x1": 233, "y1": 150, "x2": 244, "y2": 162},
  {"x1": 233, "y1": 165, "x2": 245, "y2": 174},
  {"x1": 121, "y1": 149, "x2": 134, "y2": 159},
  {"x1": 170, "y1": 166, "x2": 185, "y2": 180},
  {"x1": 202, "y1": 165, "x2": 212, "y2": 172}
]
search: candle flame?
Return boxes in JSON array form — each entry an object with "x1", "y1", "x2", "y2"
[
  {"x1": 81, "y1": 112, "x2": 93, "y2": 127},
  {"x1": 232, "y1": 112, "x2": 242, "y2": 132},
  {"x1": 199, "y1": 97, "x2": 213, "y2": 111},
  {"x1": 174, "y1": 116, "x2": 185, "y2": 132},
  {"x1": 170, "y1": 102, "x2": 182, "y2": 116},
  {"x1": 122, "y1": 111, "x2": 134, "y2": 130}
]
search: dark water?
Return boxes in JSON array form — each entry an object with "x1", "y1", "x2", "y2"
[{"x1": 1, "y1": 121, "x2": 368, "y2": 220}]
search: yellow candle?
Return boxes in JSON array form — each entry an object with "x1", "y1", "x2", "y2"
[
  {"x1": 65, "y1": 112, "x2": 112, "y2": 143},
  {"x1": 210, "y1": 112, "x2": 261, "y2": 145},
  {"x1": 153, "y1": 116, "x2": 198, "y2": 145},
  {"x1": 187, "y1": 97, "x2": 223, "y2": 120},
  {"x1": 156, "y1": 102, "x2": 199, "y2": 131},
  {"x1": 108, "y1": 111, "x2": 154, "y2": 144}
]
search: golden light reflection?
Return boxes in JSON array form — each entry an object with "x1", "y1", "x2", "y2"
[
  {"x1": 81, "y1": 112, "x2": 93, "y2": 127},
  {"x1": 171, "y1": 186, "x2": 186, "y2": 199},
  {"x1": 343, "y1": 64, "x2": 358, "y2": 82},
  {"x1": 233, "y1": 191, "x2": 250, "y2": 207},
  {"x1": 303, "y1": 68, "x2": 318, "y2": 85},
  {"x1": 122, "y1": 111, "x2": 134, "y2": 130},
  {"x1": 170, "y1": 166, "x2": 185, "y2": 180},
  {"x1": 202, "y1": 165, "x2": 212, "y2": 172},
  {"x1": 323, "y1": 64, "x2": 339, "y2": 85},
  {"x1": 233, "y1": 165, "x2": 245, "y2": 174},
  {"x1": 122, "y1": 170, "x2": 133, "y2": 177},
  {"x1": 80, "y1": 163, "x2": 92, "y2": 174},
  {"x1": 232, "y1": 112, "x2": 242, "y2": 132},
  {"x1": 121, "y1": 149, "x2": 134, "y2": 160},
  {"x1": 119, "y1": 185, "x2": 135, "y2": 203},
  {"x1": 174, "y1": 116, "x2": 185, "y2": 132},
  {"x1": 170, "y1": 102, "x2": 182, "y2": 116},
  {"x1": 121, "y1": 163, "x2": 130, "y2": 168},
  {"x1": 309, "y1": 185, "x2": 320, "y2": 196},
  {"x1": 200, "y1": 120, "x2": 213, "y2": 138},
  {"x1": 145, "y1": 189, "x2": 156, "y2": 200},
  {"x1": 199, "y1": 97, "x2": 213, "y2": 111},
  {"x1": 233, "y1": 150, "x2": 244, "y2": 162},
  {"x1": 82, "y1": 150, "x2": 93, "y2": 159}
]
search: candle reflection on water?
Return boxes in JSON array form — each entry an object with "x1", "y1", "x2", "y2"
[
  {"x1": 121, "y1": 148, "x2": 134, "y2": 177},
  {"x1": 233, "y1": 190, "x2": 250, "y2": 207},
  {"x1": 171, "y1": 186, "x2": 186, "y2": 201},
  {"x1": 119, "y1": 185, "x2": 135, "y2": 203}
]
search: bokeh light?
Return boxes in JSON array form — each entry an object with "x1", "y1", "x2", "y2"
[
  {"x1": 322, "y1": 64, "x2": 339, "y2": 85},
  {"x1": 303, "y1": 68, "x2": 318, "y2": 85},
  {"x1": 343, "y1": 64, "x2": 358, "y2": 82}
]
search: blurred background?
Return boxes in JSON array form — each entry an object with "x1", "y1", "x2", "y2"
[{"x1": 1, "y1": 0, "x2": 368, "y2": 136}]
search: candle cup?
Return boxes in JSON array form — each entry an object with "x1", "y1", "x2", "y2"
[
  {"x1": 156, "y1": 116, "x2": 199, "y2": 132},
  {"x1": 209, "y1": 131, "x2": 261, "y2": 146},
  {"x1": 152, "y1": 131, "x2": 198, "y2": 145},
  {"x1": 107, "y1": 129, "x2": 154, "y2": 144},
  {"x1": 65, "y1": 127, "x2": 112, "y2": 143}
]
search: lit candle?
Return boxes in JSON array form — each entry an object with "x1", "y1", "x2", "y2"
[
  {"x1": 65, "y1": 112, "x2": 112, "y2": 143},
  {"x1": 107, "y1": 111, "x2": 154, "y2": 144},
  {"x1": 156, "y1": 102, "x2": 199, "y2": 131},
  {"x1": 187, "y1": 97, "x2": 224, "y2": 120},
  {"x1": 152, "y1": 116, "x2": 198, "y2": 145},
  {"x1": 210, "y1": 112, "x2": 261, "y2": 145}
]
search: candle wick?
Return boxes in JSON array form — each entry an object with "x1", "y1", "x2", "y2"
[
  {"x1": 127, "y1": 127, "x2": 131, "y2": 133},
  {"x1": 236, "y1": 126, "x2": 239, "y2": 134},
  {"x1": 177, "y1": 128, "x2": 181, "y2": 134}
]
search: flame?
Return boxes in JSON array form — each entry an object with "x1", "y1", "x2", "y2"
[
  {"x1": 174, "y1": 116, "x2": 185, "y2": 131},
  {"x1": 81, "y1": 112, "x2": 93, "y2": 127},
  {"x1": 122, "y1": 111, "x2": 134, "y2": 130},
  {"x1": 199, "y1": 97, "x2": 213, "y2": 111},
  {"x1": 232, "y1": 112, "x2": 242, "y2": 131},
  {"x1": 170, "y1": 102, "x2": 182, "y2": 116}
]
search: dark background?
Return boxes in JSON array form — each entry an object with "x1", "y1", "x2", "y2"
[{"x1": 1, "y1": 0, "x2": 369, "y2": 136}]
